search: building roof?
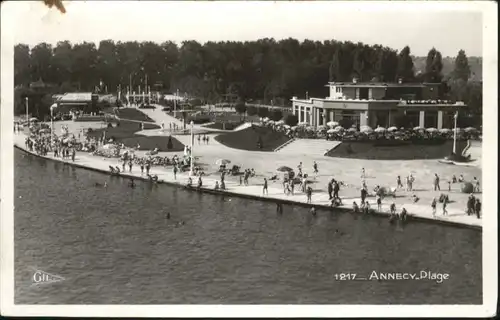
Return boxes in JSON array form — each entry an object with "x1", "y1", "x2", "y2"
[
  {"x1": 59, "y1": 92, "x2": 93, "y2": 102},
  {"x1": 326, "y1": 82, "x2": 440, "y2": 88}
]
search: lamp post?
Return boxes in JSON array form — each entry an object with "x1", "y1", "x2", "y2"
[
  {"x1": 25, "y1": 97, "x2": 29, "y2": 127},
  {"x1": 174, "y1": 88, "x2": 179, "y2": 118},
  {"x1": 189, "y1": 120, "x2": 194, "y2": 176},
  {"x1": 50, "y1": 105, "x2": 55, "y2": 137},
  {"x1": 452, "y1": 111, "x2": 458, "y2": 154}
]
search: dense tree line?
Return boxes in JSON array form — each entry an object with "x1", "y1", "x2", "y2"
[{"x1": 14, "y1": 39, "x2": 482, "y2": 121}]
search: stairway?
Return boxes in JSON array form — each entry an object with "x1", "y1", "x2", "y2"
[{"x1": 275, "y1": 139, "x2": 342, "y2": 156}]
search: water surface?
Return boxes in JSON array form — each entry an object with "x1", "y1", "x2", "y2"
[{"x1": 14, "y1": 149, "x2": 482, "y2": 304}]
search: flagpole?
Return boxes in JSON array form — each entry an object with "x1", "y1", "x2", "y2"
[{"x1": 452, "y1": 111, "x2": 458, "y2": 154}]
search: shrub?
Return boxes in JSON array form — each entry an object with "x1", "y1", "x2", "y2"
[
  {"x1": 284, "y1": 114, "x2": 298, "y2": 127},
  {"x1": 270, "y1": 109, "x2": 283, "y2": 121},
  {"x1": 257, "y1": 107, "x2": 269, "y2": 118},
  {"x1": 339, "y1": 118, "x2": 354, "y2": 129},
  {"x1": 461, "y1": 182, "x2": 474, "y2": 193},
  {"x1": 247, "y1": 105, "x2": 257, "y2": 116}
]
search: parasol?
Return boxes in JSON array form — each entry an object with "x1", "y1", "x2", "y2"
[
  {"x1": 276, "y1": 166, "x2": 293, "y2": 172},
  {"x1": 216, "y1": 159, "x2": 231, "y2": 165}
]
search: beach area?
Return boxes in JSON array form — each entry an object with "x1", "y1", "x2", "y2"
[{"x1": 14, "y1": 112, "x2": 483, "y2": 230}]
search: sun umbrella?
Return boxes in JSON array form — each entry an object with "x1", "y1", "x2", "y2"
[
  {"x1": 306, "y1": 126, "x2": 316, "y2": 131},
  {"x1": 291, "y1": 126, "x2": 298, "y2": 131},
  {"x1": 464, "y1": 127, "x2": 477, "y2": 132},
  {"x1": 276, "y1": 166, "x2": 293, "y2": 172},
  {"x1": 298, "y1": 122, "x2": 308, "y2": 126},
  {"x1": 439, "y1": 128, "x2": 451, "y2": 133},
  {"x1": 327, "y1": 128, "x2": 336, "y2": 134},
  {"x1": 426, "y1": 127, "x2": 438, "y2": 133},
  {"x1": 283, "y1": 124, "x2": 290, "y2": 129},
  {"x1": 360, "y1": 126, "x2": 373, "y2": 133},
  {"x1": 374, "y1": 127, "x2": 386, "y2": 133},
  {"x1": 327, "y1": 121, "x2": 339, "y2": 127},
  {"x1": 275, "y1": 120, "x2": 284, "y2": 125},
  {"x1": 263, "y1": 117, "x2": 269, "y2": 122},
  {"x1": 29, "y1": 117, "x2": 38, "y2": 122},
  {"x1": 453, "y1": 127, "x2": 463, "y2": 132},
  {"x1": 215, "y1": 159, "x2": 231, "y2": 165},
  {"x1": 413, "y1": 126, "x2": 424, "y2": 131},
  {"x1": 347, "y1": 127, "x2": 357, "y2": 133},
  {"x1": 387, "y1": 126, "x2": 398, "y2": 132},
  {"x1": 333, "y1": 126, "x2": 344, "y2": 132}
]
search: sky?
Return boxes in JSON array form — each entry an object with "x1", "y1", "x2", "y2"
[{"x1": 3, "y1": 1, "x2": 486, "y2": 57}]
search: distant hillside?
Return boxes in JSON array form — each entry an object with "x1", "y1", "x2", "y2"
[{"x1": 413, "y1": 56, "x2": 482, "y2": 81}]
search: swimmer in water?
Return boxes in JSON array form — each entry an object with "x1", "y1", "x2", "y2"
[
  {"x1": 166, "y1": 212, "x2": 171, "y2": 220},
  {"x1": 310, "y1": 206, "x2": 316, "y2": 216},
  {"x1": 129, "y1": 179, "x2": 135, "y2": 188}
]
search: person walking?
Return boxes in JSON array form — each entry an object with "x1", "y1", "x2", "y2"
[
  {"x1": 376, "y1": 194, "x2": 382, "y2": 211},
  {"x1": 360, "y1": 187, "x2": 368, "y2": 204},
  {"x1": 306, "y1": 186, "x2": 313, "y2": 204},
  {"x1": 263, "y1": 178, "x2": 268, "y2": 195},
  {"x1": 128, "y1": 159, "x2": 133, "y2": 172},
  {"x1": 71, "y1": 148, "x2": 76, "y2": 162},
  {"x1": 313, "y1": 161, "x2": 318, "y2": 175},
  {"x1": 145, "y1": 159, "x2": 151, "y2": 175},
  {"x1": 397, "y1": 175, "x2": 403, "y2": 189},
  {"x1": 473, "y1": 177, "x2": 480, "y2": 193},
  {"x1": 442, "y1": 196, "x2": 448, "y2": 215},
  {"x1": 475, "y1": 199, "x2": 481, "y2": 219},
  {"x1": 327, "y1": 180, "x2": 333, "y2": 200},
  {"x1": 333, "y1": 181, "x2": 340, "y2": 199},
  {"x1": 173, "y1": 164, "x2": 178, "y2": 180},
  {"x1": 434, "y1": 173, "x2": 440, "y2": 191}
]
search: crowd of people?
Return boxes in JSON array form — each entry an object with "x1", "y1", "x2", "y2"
[{"x1": 260, "y1": 119, "x2": 481, "y2": 142}]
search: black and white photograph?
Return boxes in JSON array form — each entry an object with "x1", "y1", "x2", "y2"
[{"x1": 1, "y1": 0, "x2": 497, "y2": 317}]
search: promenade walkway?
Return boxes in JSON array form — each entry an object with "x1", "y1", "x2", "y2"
[{"x1": 15, "y1": 129, "x2": 482, "y2": 229}]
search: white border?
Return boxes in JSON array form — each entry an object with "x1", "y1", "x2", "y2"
[{"x1": 1, "y1": 1, "x2": 497, "y2": 317}]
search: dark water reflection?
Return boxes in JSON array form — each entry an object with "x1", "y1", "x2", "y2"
[{"x1": 14, "y1": 150, "x2": 482, "y2": 304}]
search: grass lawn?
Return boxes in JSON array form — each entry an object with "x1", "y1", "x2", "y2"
[
  {"x1": 214, "y1": 125, "x2": 291, "y2": 152},
  {"x1": 86, "y1": 120, "x2": 184, "y2": 152},
  {"x1": 116, "y1": 108, "x2": 155, "y2": 122},
  {"x1": 326, "y1": 140, "x2": 467, "y2": 160}
]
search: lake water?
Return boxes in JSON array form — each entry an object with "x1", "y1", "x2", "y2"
[{"x1": 14, "y1": 149, "x2": 482, "y2": 304}]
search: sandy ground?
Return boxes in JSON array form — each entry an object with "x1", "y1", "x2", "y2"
[{"x1": 33, "y1": 120, "x2": 483, "y2": 228}]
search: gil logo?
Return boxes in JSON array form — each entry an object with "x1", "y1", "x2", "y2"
[{"x1": 31, "y1": 269, "x2": 65, "y2": 286}]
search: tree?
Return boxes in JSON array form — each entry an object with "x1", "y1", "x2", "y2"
[
  {"x1": 396, "y1": 46, "x2": 415, "y2": 82},
  {"x1": 257, "y1": 107, "x2": 269, "y2": 118},
  {"x1": 329, "y1": 50, "x2": 341, "y2": 81},
  {"x1": 339, "y1": 118, "x2": 353, "y2": 129},
  {"x1": 270, "y1": 109, "x2": 283, "y2": 121},
  {"x1": 14, "y1": 44, "x2": 31, "y2": 86},
  {"x1": 424, "y1": 48, "x2": 443, "y2": 83},
  {"x1": 449, "y1": 50, "x2": 471, "y2": 103},
  {"x1": 234, "y1": 102, "x2": 247, "y2": 120},
  {"x1": 452, "y1": 50, "x2": 471, "y2": 82},
  {"x1": 284, "y1": 114, "x2": 298, "y2": 126}
]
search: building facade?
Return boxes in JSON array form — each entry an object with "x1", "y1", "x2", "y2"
[{"x1": 291, "y1": 81, "x2": 465, "y2": 129}]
